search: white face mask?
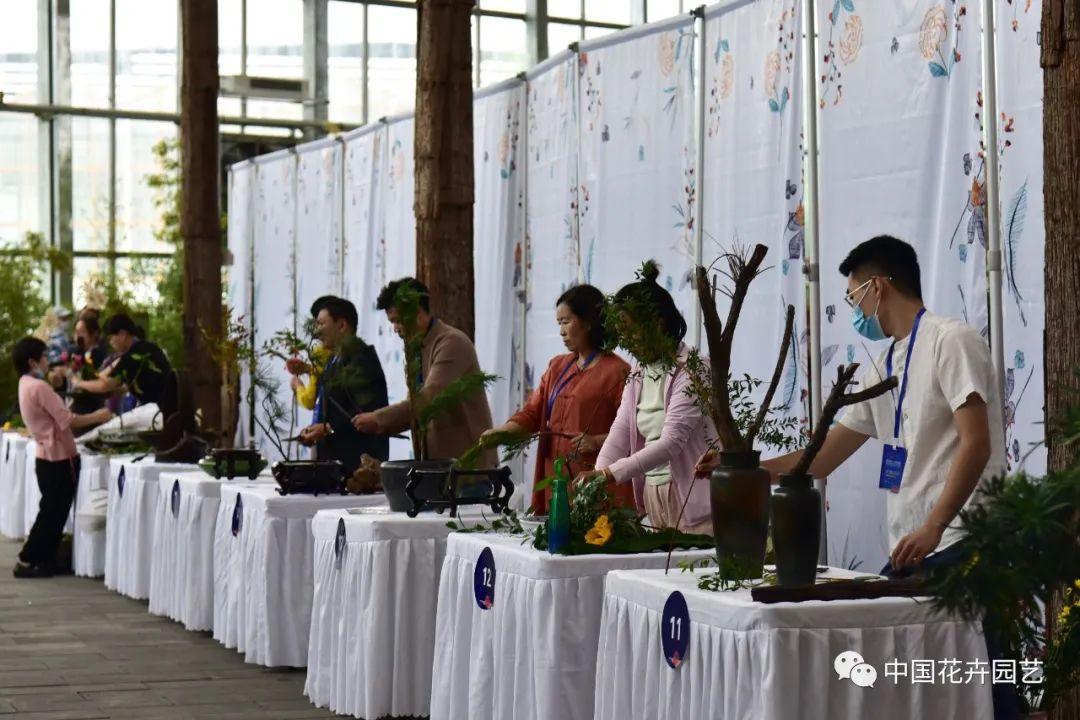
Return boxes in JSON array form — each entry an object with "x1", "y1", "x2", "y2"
[{"x1": 28, "y1": 361, "x2": 46, "y2": 379}]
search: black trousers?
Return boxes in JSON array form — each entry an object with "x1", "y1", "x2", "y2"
[
  {"x1": 19, "y1": 455, "x2": 80, "y2": 568},
  {"x1": 882, "y1": 542, "x2": 1021, "y2": 720}
]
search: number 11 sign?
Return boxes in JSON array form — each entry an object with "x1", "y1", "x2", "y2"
[{"x1": 661, "y1": 591, "x2": 690, "y2": 669}]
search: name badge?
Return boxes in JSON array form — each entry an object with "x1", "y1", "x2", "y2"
[{"x1": 879, "y1": 444, "x2": 907, "y2": 493}]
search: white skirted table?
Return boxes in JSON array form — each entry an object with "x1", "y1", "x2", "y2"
[
  {"x1": 104, "y1": 457, "x2": 196, "y2": 599},
  {"x1": 72, "y1": 450, "x2": 112, "y2": 577},
  {"x1": 0, "y1": 432, "x2": 29, "y2": 539},
  {"x1": 305, "y1": 507, "x2": 484, "y2": 719},
  {"x1": 211, "y1": 484, "x2": 385, "y2": 668},
  {"x1": 592, "y1": 568, "x2": 994, "y2": 720},
  {"x1": 430, "y1": 532, "x2": 712, "y2": 720},
  {"x1": 148, "y1": 470, "x2": 273, "y2": 630}
]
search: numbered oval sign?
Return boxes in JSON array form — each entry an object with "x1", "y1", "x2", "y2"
[
  {"x1": 117, "y1": 466, "x2": 126, "y2": 497},
  {"x1": 231, "y1": 494, "x2": 243, "y2": 537},
  {"x1": 661, "y1": 591, "x2": 690, "y2": 669},
  {"x1": 473, "y1": 547, "x2": 496, "y2": 610},
  {"x1": 334, "y1": 517, "x2": 347, "y2": 564},
  {"x1": 170, "y1": 480, "x2": 181, "y2": 519}
]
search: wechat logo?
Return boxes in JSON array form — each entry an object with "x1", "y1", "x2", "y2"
[{"x1": 835, "y1": 650, "x2": 877, "y2": 688}]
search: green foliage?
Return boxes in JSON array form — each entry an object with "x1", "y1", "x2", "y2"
[
  {"x1": 418, "y1": 372, "x2": 499, "y2": 429},
  {"x1": 0, "y1": 232, "x2": 67, "y2": 419},
  {"x1": 925, "y1": 469, "x2": 1080, "y2": 711},
  {"x1": 142, "y1": 139, "x2": 185, "y2": 368},
  {"x1": 602, "y1": 260, "x2": 679, "y2": 373}
]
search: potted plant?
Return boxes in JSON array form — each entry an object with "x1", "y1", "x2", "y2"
[
  {"x1": 377, "y1": 282, "x2": 499, "y2": 512},
  {"x1": 770, "y1": 364, "x2": 895, "y2": 586},
  {"x1": 924, "y1": 397, "x2": 1080, "y2": 718}
]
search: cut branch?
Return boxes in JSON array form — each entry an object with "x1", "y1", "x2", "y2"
[
  {"x1": 747, "y1": 304, "x2": 795, "y2": 446},
  {"x1": 793, "y1": 363, "x2": 898, "y2": 477}
]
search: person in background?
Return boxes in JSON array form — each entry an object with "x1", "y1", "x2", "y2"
[
  {"x1": 481, "y1": 284, "x2": 631, "y2": 514},
  {"x1": 72, "y1": 313, "x2": 177, "y2": 416},
  {"x1": 576, "y1": 264, "x2": 715, "y2": 533},
  {"x1": 289, "y1": 296, "x2": 335, "y2": 414},
  {"x1": 45, "y1": 306, "x2": 76, "y2": 368},
  {"x1": 352, "y1": 277, "x2": 495, "y2": 466},
  {"x1": 297, "y1": 298, "x2": 389, "y2": 474},
  {"x1": 69, "y1": 311, "x2": 112, "y2": 416},
  {"x1": 696, "y1": 235, "x2": 1015, "y2": 718},
  {"x1": 75, "y1": 309, "x2": 110, "y2": 371},
  {"x1": 11, "y1": 337, "x2": 112, "y2": 578}
]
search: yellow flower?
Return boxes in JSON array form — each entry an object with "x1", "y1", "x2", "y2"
[
  {"x1": 1, "y1": 422, "x2": 10, "y2": 431},
  {"x1": 1073, "y1": 579, "x2": 1080, "y2": 592},
  {"x1": 585, "y1": 514, "x2": 613, "y2": 546},
  {"x1": 1060, "y1": 605, "x2": 1072, "y2": 625}
]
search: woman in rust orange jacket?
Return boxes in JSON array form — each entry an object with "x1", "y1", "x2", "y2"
[{"x1": 482, "y1": 285, "x2": 631, "y2": 514}]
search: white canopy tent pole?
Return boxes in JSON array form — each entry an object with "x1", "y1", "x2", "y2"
[
  {"x1": 692, "y1": 6, "x2": 707, "y2": 350},
  {"x1": 980, "y1": 0, "x2": 1006, "y2": 393},
  {"x1": 800, "y1": 0, "x2": 827, "y2": 565}
]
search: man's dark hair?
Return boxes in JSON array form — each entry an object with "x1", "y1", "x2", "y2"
[
  {"x1": 839, "y1": 235, "x2": 923, "y2": 300},
  {"x1": 103, "y1": 313, "x2": 139, "y2": 336},
  {"x1": 78, "y1": 307, "x2": 101, "y2": 323},
  {"x1": 321, "y1": 297, "x2": 359, "y2": 332},
  {"x1": 12, "y1": 337, "x2": 47, "y2": 375},
  {"x1": 614, "y1": 262, "x2": 688, "y2": 343},
  {"x1": 309, "y1": 295, "x2": 339, "y2": 319},
  {"x1": 556, "y1": 284, "x2": 608, "y2": 350},
  {"x1": 376, "y1": 277, "x2": 430, "y2": 313}
]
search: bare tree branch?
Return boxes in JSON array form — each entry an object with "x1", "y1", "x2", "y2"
[
  {"x1": 792, "y1": 363, "x2": 898, "y2": 477},
  {"x1": 747, "y1": 304, "x2": 795, "y2": 446}
]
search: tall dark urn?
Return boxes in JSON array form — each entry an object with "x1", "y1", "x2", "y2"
[
  {"x1": 710, "y1": 450, "x2": 770, "y2": 580},
  {"x1": 770, "y1": 472, "x2": 821, "y2": 587}
]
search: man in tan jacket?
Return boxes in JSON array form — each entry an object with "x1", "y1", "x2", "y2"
[{"x1": 351, "y1": 277, "x2": 496, "y2": 466}]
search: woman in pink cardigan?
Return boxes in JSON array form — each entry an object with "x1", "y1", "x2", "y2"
[{"x1": 577, "y1": 266, "x2": 715, "y2": 533}]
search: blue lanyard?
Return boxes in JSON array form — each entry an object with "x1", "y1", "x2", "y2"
[
  {"x1": 885, "y1": 309, "x2": 926, "y2": 441},
  {"x1": 546, "y1": 352, "x2": 598, "y2": 420},
  {"x1": 314, "y1": 355, "x2": 337, "y2": 423}
]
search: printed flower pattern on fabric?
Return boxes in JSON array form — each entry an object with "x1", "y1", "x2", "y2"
[
  {"x1": 766, "y1": 1, "x2": 797, "y2": 114},
  {"x1": 1006, "y1": 0, "x2": 1032, "y2": 31},
  {"x1": 672, "y1": 145, "x2": 697, "y2": 262},
  {"x1": 1003, "y1": 355, "x2": 1036, "y2": 469},
  {"x1": 707, "y1": 38, "x2": 734, "y2": 139},
  {"x1": 820, "y1": 0, "x2": 861, "y2": 107},
  {"x1": 950, "y1": 91, "x2": 1022, "y2": 334},
  {"x1": 920, "y1": 3, "x2": 967, "y2": 79}
]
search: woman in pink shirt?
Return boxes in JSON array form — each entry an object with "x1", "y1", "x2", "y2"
[
  {"x1": 577, "y1": 266, "x2": 716, "y2": 533},
  {"x1": 12, "y1": 337, "x2": 111, "y2": 578}
]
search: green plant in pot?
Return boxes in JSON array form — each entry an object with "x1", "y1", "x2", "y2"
[
  {"x1": 771, "y1": 364, "x2": 896, "y2": 586},
  {"x1": 378, "y1": 283, "x2": 498, "y2": 511},
  {"x1": 691, "y1": 244, "x2": 800, "y2": 581}
]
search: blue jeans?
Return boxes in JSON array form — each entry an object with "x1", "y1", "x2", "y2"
[{"x1": 881, "y1": 542, "x2": 1021, "y2": 720}]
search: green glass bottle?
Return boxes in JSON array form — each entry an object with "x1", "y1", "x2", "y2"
[{"x1": 547, "y1": 458, "x2": 571, "y2": 554}]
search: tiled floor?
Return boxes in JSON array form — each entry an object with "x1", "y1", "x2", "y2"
[{"x1": 0, "y1": 537, "x2": 338, "y2": 720}]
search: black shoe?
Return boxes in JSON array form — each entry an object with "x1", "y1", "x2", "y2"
[{"x1": 13, "y1": 562, "x2": 54, "y2": 579}]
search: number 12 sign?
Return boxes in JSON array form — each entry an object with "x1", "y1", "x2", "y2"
[
  {"x1": 473, "y1": 547, "x2": 496, "y2": 610},
  {"x1": 661, "y1": 591, "x2": 690, "y2": 669}
]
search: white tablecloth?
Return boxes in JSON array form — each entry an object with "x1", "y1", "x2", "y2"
[
  {"x1": 104, "y1": 457, "x2": 196, "y2": 599},
  {"x1": 0, "y1": 433, "x2": 29, "y2": 539},
  {"x1": 593, "y1": 568, "x2": 994, "y2": 720},
  {"x1": 306, "y1": 507, "x2": 485, "y2": 719},
  {"x1": 430, "y1": 532, "x2": 713, "y2": 720},
  {"x1": 148, "y1": 471, "x2": 273, "y2": 630},
  {"x1": 211, "y1": 485, "x2": 385, "y2": 667},
  {"x1": 72, "y1": 451, "x2": 111, "y2": 577}
]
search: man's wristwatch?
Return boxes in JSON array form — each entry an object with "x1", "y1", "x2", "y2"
[{"x1": 323, "y1": 422, "x2": 334, "y2": 437}]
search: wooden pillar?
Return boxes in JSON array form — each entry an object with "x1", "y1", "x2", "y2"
[
  {"x1": 1041, "y1": 2, "x2": 1080, "y2": 718},
  {"x1": 414, "y1": 0, "x2": 476, "y2": 340},
  {"x1": 180, "y1": 0, "x2": 223, "y2": 434}
]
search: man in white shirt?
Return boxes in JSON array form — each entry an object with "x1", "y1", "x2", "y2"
[
  {"x1": 757, "y1": 235, "x2": 1006, "y2": 570},
  {"x1": 747, "y1": 236, "x2": 1015, "y2": 719}
]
